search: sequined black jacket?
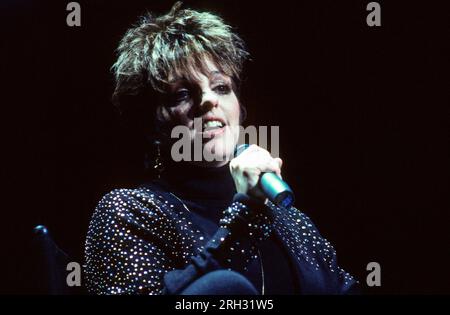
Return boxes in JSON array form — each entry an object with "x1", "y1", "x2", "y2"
[{"x1": 85, "y1": 169, "x2": 358, "y2": 295}]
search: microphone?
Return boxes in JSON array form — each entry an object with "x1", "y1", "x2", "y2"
[{"x1": 234, "y1": 144, "x2": 295, "y2": 208}]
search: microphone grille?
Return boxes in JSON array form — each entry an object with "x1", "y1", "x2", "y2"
[{"x1": 234, "y1": 144, "x2": 250, "y2": 157}]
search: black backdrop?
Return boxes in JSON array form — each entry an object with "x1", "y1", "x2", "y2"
[{"x1": 2, "y1": 0, "x2": 449, "y2": 294}]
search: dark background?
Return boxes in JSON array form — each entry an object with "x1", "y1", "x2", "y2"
[{"x1": 2, "y1": 0, "x2": 449, "y2": 294}]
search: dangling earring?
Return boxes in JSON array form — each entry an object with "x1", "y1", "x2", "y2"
[{"x1": 153, "y1": 139, "x2": 165, "y2": 178}]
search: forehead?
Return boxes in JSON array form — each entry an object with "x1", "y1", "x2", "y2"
[{"x1": 167, "y1": 58, "x2": 230, "y2": 85}]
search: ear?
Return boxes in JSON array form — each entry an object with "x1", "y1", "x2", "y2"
[{"x1": 154, "y1": 105, "x2": 173, "y2": 138}]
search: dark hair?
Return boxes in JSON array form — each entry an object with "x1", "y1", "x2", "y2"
[
  {"x1": 112, "y1": 2, "x2": 249, "y2": 133},
  {"x1": 110, "y1": 2, "x2": 250, "y2": 172}
]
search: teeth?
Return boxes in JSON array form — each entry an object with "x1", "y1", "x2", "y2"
[{"x1": 203, "y1": 120, "x2": 224, "y2": 130}]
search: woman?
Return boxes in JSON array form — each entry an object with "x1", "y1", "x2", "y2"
[{"x1": 85, "y1": 2, "x2": 358, "y2": 295}]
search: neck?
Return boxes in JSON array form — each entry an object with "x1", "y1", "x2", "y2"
[
  {"x1": 159, "y1": 160, "x2": 236, "y2": 202},
  {"x1": 188, "y1": 159, "x2": 230, "y2": 168}
]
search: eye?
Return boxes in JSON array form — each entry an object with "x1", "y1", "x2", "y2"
[
  {"x1": 213, "y1": 84, "x2": 231, "y2": 95},
  {"x1": 173, "y1": 89, "x2": 191, "y2": 102}
]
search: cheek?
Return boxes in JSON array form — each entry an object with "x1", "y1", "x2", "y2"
[
  {"x1": 223, "y1": 97, "x2": 241, "y2": 145},
  {"x1": 226, "y1": 97, "x2": 241, "y2": 126},
  {"x1": 167, "y1": 103, "x2": 192, "y2": 126}
]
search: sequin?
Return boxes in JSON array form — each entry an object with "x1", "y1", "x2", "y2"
[{"x1": 85, "y1": 187, "x2": 356, "y2": 294}]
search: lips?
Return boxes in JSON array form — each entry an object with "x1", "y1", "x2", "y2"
[
  {"x1": 202, "y1": 119, "x2": 224, "y2": 131},
  {"x1": 199, "y1": 116, "x2": 226, "y2": 138}
]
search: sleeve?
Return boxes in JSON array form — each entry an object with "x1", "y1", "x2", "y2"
[
  {"x1": 84, "y1": 190, "x2": 273, "y2": 295},
  {"x1": 84, "y1": 189, "x2": 176, "y2": 294},
  {"x1": 282, "y1": 208, "x2": 360, "y2": 295},
  {"x1": 163, "y1": 193, "x2": 273, "y2": 294}
]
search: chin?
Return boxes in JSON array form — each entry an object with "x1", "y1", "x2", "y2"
[{"x1": 203, "y1": 137, "x2": 235, "y2": 164}]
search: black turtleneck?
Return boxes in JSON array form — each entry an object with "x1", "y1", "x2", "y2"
[
  {"x1": 157, "y1": 161, "x2": 236, "y2": 224},
  {"x1": 151, "y1": 161, "x2": 297, "y2": 294},
  {"x1": 161, "y1": 161, "x2": 236, "y2": 200}
]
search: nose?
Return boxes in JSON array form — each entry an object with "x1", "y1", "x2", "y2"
[{"x1": 199, "y1": 90, "x2": 218, "y2": 113}]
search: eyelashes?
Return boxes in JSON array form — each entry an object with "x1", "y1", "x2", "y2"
[
  {"x1": 174, "y1": 89, "x2": 190, "y2": 102},
  {"x1": 213, "y1": 83, "x2": 231, "y2": 95},
  {"x1": 170, "y1": 82, "x2": 232, "y2": 105}
]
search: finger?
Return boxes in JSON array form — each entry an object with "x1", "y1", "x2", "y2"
[
  {"x1": 274, "y1": 157, "x2": 283, "y2": 168},
  {"x1": 246, "y1": 144, "x2": 272, "y2": 156},
  {"x1": 269, "y1": 159, "x2": 282, "y2": 178},
  {"x1": 260, "y1": 159, "x2": 281, "y2": 175},
  {"x1": 246, "y1": 144, "x2": 260, "y2": 153},
  {"x1": 274, "y1": 158, "x2": 283, "y2": 178}
]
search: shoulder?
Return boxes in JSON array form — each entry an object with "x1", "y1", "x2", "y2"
[
  {"x1": 89, "y1": 186, "x2": 176, "y2": 232},
  {"x1": 86, "y1": 186, "x2": 185, "y2": 258},
  {"x1": 85, "y1": 187, "x2": 177, "y2": 295},
  {"x1": 95, "y1": 186, "x2": 168, "y2": 212},
  {"x1": 97, "y1": 187, "x2": 157, "y2": 204}
]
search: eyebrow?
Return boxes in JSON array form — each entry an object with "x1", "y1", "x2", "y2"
[
  {"x1": 209, "y1": 70, "x2": 221, "y2": 76},
  {"x1": 209, "y1": 70, "x2": 227, "y2": 80},
  {"x1": 168, "y1": 70, "x2": 228, "y2": 85},
  {"x1": 168, "y1": 77, "x2": 187, "y2": 84}
]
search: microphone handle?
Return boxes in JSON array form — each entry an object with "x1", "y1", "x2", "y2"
[{"x1": 260, "y1": 172, "x2": 295, "y2": 209}]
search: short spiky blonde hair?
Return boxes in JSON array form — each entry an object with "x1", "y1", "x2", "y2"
[{"x1": 112, "y1": 1, "x2": 249, "y2": 110}]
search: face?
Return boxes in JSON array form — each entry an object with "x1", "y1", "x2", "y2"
[{"x1": 159, "y1": 59, "x2": 241, "y2": 167}]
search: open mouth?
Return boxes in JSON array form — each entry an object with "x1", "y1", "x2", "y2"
[
  {"x1": 202, "y1": 119, "x2": 225, "y2": 132},
  {"x1": 199, "y1": 118, "x2": 226, "y2": 138}
]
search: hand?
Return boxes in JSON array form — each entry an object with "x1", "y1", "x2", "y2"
[{"x1": 229, "y1": 144, "x2": 283, "y2": 202}]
